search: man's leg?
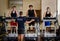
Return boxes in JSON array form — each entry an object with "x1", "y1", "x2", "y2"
[
  {"x1": 11, "y1": 27, "x2": 12, "y2": 33},
  {"x1": 18, "y1": 34, "x2": 21, "y2": 41},
  {"x1": 21, "y1": 34, "x2": 24, "y2": 41},
  {"x1": 14, "y1": 27, "x2": 16, "y2": 33}
]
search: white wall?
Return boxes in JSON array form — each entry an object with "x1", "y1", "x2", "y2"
[
  {"x1": 58, "y1": 0, "x2": 60, "y2": 25},
  {"x1": 58, "y1": 0, "x2": 60, "y2": 14},
  {"x1": 0, "y1": 0, "x2": 8, "y2": 16},
  {"x1": 42, "y1": 0, "x2": 56, "y2": 19}
]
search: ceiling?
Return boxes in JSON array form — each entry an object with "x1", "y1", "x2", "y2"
[
  {"x1": 9, "y1": 0, "x2": 23, "y2": 5},
  {"x1": 9, "y1": 0, "x2": 22, "y2": 1}
]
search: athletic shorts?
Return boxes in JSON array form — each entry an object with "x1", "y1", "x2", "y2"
[
  {"x1": 18, "y1": 28, "x2": 25, "y2": 34},
  {"x1": 12, "y1": 27, "x2": 16, "y2": 29},
  {"x1": 29, "y1": 21, "x2": 35, "y2": 26},
  {"x1": 27, "y1": 18, "x2": 35, "y2": 26}
]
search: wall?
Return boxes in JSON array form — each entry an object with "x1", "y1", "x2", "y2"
[
  {"x1": 42, "y1": 0, "x2": 56, "y2": 19},
  {"x1": 0, "y1": 0, "x2": 8, "y2": 16},
  {"x1": 58, "y1": 0, "x2": 60, "y2": 25},
  {"x1": 58, "y1": 0, "x2": 60, "y2": 15},
  {"x1": 23, "y1": 0, "x2": 41, "y2": 16}
]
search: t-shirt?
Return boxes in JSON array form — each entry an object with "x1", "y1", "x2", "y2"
[
  {"x1": 45, "y1": 11, "x2": 51, "y2": 17},
  {"x1": 11, "y1": 11, "x2": 17, "y2": 18},
  {"x1": 10, "y1": 21, "x2": 17, "y2": 26},
  {"x1": 28, "y1": 10, "x2": 35, "y2": 17},
  {"x1": 16, "y1": 17, "x2": 26, "y2": 28}
]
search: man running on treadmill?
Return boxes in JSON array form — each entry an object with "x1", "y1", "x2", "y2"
[
  {"x1": 43, "y1": 7, "x2": 53, "y2": 32},
  {"x1": 26, "y1": 5, "x2": 37, "y2": 26},
  {"x1": 16, "y1": 11, "x2": 35, "y2": 41}
]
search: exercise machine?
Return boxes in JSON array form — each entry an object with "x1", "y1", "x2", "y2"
[
  {"x1": 42, "y1": 17, "x2": 57, "y2": 41},
  {"x1": 24, "y1": 17, "x2": 40, "y2": 41},
  {"x1": 4, "y1": 17, "x2": 18, "y2": 41},
  {"x1": 0, "y1": 16, "x2": 6, "y2": 41},
  {"x1": 4, "y1": 17, "x2": 40, "y2": 41}
]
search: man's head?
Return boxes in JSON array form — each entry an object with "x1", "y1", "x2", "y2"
[
  {"x1": 19, "y1": 11, "x2": 23, "y2": 16},
  {"x1": 12, "y1": 6, "x2": 16, "y2": 11},
  {"x1": 46, "y1": 7, "x2": 50, "y2": 12},
  {"x1": 29, "y1": 5, "x2": 33, "y2": 10}
]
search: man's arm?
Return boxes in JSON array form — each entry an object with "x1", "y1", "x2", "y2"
[
  {"x1": 8, "y1": 10, "x2": 11, "y2": 17},
  {"x1": 34, "y1": 10, "x2": 37, "y2": 17},
  {"x1": 43, "y1": 12, "x2": 46, "y2": 18},
  {"x1": 25, "y1": 19, "x2": 35, "y2": 24},
  {"x1": 51, "y1": 12, "x2": 53, "y2": 17},
  {"x1": 26, "y1": 11, "x2": 28, "y2": 17},
  {"x1": 16, "y1": 10, "x2": 19, "y2": 17}
]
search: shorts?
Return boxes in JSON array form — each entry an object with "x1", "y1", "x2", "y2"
[
  {"x1": 45, "y1": 21, "x2": 51, "y2": 26},
  {"x1": 12, "y1": 27, "x2": 16, "y2": 29},
  {"x1": 11, "y1": 27, "x2": 16, "y2": 33},
  {"x1": 29, "y1": 21, "x2": 35, "y2": 26},
  {"x1": 18, "y1": 28, "x2": 25, "y2": 34},
  {"x1": 27, "y1": 18, "x2": 35, "y2": 26}
]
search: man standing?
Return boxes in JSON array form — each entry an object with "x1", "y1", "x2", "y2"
[{"x1": 16, "y1": 11, "x2": 34, "y2": 41}]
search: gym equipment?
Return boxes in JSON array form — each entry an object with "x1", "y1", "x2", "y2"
[
  {"x1": 56, "y1": 26, "x2": 60, "y2": 41},
  {"x1": 42, "y1": 17, "x2": 57, "y2": 41},
  {"x1": 24, "y1": 17, "x2": 40, "y2": 41},
  {"x1": 4, "y1": 17, "x2": 18, "y2": 41},
  {"x1": 4, "y1": 17, "x2": 40, "y2": 41},
  {"x1": 0, "y1": 16, "x2": 6, "y2": 41}
]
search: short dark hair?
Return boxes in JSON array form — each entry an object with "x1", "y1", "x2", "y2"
[
  {"x1": 19, "y1": 11, "x2": 23, "y2": 15},
  {"x1": 47, "y1": 7, "x2": 50, "y2": 10},
  {"x1": 29, "y1": 5, "x2": 33, "y2": 8},
  {"x1": 12, "y1": 6, "x2": 16, "y2": 8}
]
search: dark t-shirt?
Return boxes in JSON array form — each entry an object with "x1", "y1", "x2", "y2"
[
  {"x1": 45, "y1": 11, "x2": 51, "y2": 17},
  {"x1": 11, "y1": 11, "x2": 17, "y2": 18},
  {"x1": 28, "y1": 10, "x2": 35, "y2": 17},
  {"x1": 16, "y1": 17, "x2": 26, "y2": 28}
]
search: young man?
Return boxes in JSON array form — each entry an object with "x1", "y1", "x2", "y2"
[
  {"x1": 26, "y1": 5, "x2": 37, "y2": 17},
  {"x1": 43, "y1": 7, "x2": 52, "y2": 17},
  {"x1": 9, "y1": 6, "x2": 18, "y2": 18},
  {"x1": 26, "y1": 5, "x2": 37, "y2": 26},
  {"x1": 16, "y1": 11, "x2": 35, "y2": 41}
]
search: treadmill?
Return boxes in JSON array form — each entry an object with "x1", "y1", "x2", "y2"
[
  {"x1": 42, "y1": 17, "x2": 57, "y2": 41},
  {"x1": 5, "y1": 17, "x2": 18, "y2": 41},
  {"x1": 24, "y1": 17, "x2": 40, "y2": 41}
]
